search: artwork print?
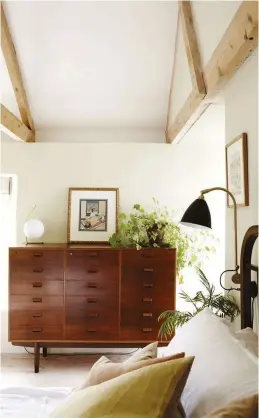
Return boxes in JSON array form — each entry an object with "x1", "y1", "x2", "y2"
[
  {"x1": 79, "y1": 199, "x2": 108, "y2": 231},
  {"x1": 67, "y1": 188, "x2": 118, "y2": 243},
  {"x1": 226, "y1": 133, "x2": 249, "y2": 207}
]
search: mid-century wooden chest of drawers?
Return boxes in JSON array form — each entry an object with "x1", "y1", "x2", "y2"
[{"x1": 9, "y1": 245, "x2": 176, "y2": 372}]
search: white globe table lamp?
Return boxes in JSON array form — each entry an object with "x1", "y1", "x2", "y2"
[{"x1": 23, "y1": 219, "x2": 44, "y2": 244}]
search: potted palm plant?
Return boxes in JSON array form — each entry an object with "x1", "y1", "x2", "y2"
[{"x1": 158, "y1": 269, "x2": 240, "y2": 339}]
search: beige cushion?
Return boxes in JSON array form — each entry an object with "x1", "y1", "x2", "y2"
[
  {"x1": 203, "y1": 394, "x2": 258, "y2": 418},
  {"x1": 50, "y1": 356, "x2": 194, "y2": 418},
  {"x1": 125, "y1": 341, "x2": 158, "y2": 363},
  {"x1": 81, "y1": 351, "x2": 185, "y2": 388}
]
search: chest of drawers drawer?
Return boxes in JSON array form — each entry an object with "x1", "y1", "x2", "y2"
[
  {"x1": 122, "y1": 250, "x2": 175, "y2": 283},
  {"x1": 10, "y1": 295, "x2": 64, "y2": 311},
  {"x1": 10, "y1": 326, "x2": 63, "y2": 341},
  {"x1": 120, "y1": 307, "x2": 168, "y2": 327},
  {"x1": 66, "y1": 295, "x2": 118, "y2": 311},
  {"x1": 66, "y1": 324, "x2": 118, "y2": 341},
  {"x1": 120, "y1": 326, "x2": 160, "y2": 342},
  {"x1": 66, "y1": 250, "x2": 119, "y2": 280},
  {"x1": 10, "y1": 250, "x2": 64, "y2": 280},
  {"x1": 121, "y1": 280, "x2": 174, "y2": 303},
  {"x1": 66, "y1": 277, "x2": 118, "y2": 296},
  {"x1": 10, "y1": 310, "x2": 63, "y2": 327},
  {"x1": 10, "y1": 280, "x2": 64, "y2": 296}
]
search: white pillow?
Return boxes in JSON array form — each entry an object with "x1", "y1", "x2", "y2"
[
  {"x1": 163, "y1": 308, "x2": 258, "y2": 418},
  {"x1": 235, "y1": 327, "x2": 258, "y2": 357}
]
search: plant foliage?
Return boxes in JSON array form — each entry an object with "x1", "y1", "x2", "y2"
[
  {"x1": 109, "y1": 199, "x2": 215, "y2": 282},
  {"x1": 158, "y1": 269, "x2": 240, "y2": 339}
]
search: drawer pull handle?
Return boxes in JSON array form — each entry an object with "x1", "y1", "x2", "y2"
[
  {"x1": 88, "y1": 313, "x2": 99, "y2": 318},
  {"x1": 33, "y1": 268, "x2": 43, "y2": 273},
  {"x1": 142, "y1": 328, "x2": 153, "y2": 333},
  {"x1": 88, "y1": 283, "x2": 97, "y2": 288},
  {"x1": 143, "y1": 268, "x2": 154, "y2": 272},
  {"x1": 32, "y1": 313, "x2": 42, "y2": 318},
  {"x1": 33, "y1": 253, "x2": 43, "y2": 257},
  {"x1": 87, "y1": 298, "x2": 98, "y2": 304},
  {"x1": 33, "y1": 283, "x2": 42, "y2": 288},
  {"x1": 32, "y1": 298, "x2": 42, "y2": 303},
  {"x1": 142, "y1": 298, "x2": 153, "y2": 303},
  {"x1": 143, "y1": 283, "x2": 153, "y2": 288},
  {"x1": 87, "y1": 329, "x2": 97, "y2": 333},
  {"x1": 143, "y1": 312, "x2": 153, "y2": 318},
  {"x1": 88, "y1": 252, "x2": 98, "y2": 258},
  {"x1": 32, "y1": 328, "x2": 42, "y2": 333},
  {"x1": 88, "y1": 270, "x2": 98, "y2": 274}
]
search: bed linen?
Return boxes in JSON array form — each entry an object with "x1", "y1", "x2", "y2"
[
  {"x1": 0, "y1": 386, "x2": 73, "y2": 418},
  {"x1": 164, "y1": 308, "x2": 258, "y2": 418}
]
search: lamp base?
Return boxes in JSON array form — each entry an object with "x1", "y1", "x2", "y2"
[{"x1": 25, "y1": 237, "x2": 44, "y2": 246}]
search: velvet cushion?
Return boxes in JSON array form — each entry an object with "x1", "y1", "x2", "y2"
[{"x1": 50, "y1": 356, "x2": 194, "y2": 418}]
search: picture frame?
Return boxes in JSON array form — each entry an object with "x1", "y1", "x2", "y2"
[
  {"x1": 226, "y1": 133, "x2": 249, "y2": 207},
  {"x1": 67, "y1": 188, "x2": 119, "y2": 243}
]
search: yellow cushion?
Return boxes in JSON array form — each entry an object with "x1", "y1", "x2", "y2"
[
  {"x1": 203, "y1": 394, "x2": 258, "y2": 418},
  {"x1": 50, "y1": 356, "x2": 194, "y2": 418}
]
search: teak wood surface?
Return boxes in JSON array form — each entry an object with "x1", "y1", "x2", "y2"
[{"x1": 9, "y1": 245, "x2": 176, "y2": 372}]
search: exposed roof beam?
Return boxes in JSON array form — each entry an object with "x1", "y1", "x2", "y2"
[
  {"x1": 167, "y1": 0, "x2": 258, "y2": 144},
  {"x1": 166, "y1": 90, "x2": 208, "y2": 143},
  {"x1": 1, "y1": 2, "x2": 35, "y2": 132},
  {"x1": 204, "y1": 0, "x2": 258, "y2": 97},
  {"x1": 178, "y1": 0, "x2": 206, "y2": 94},
  {"x1": 0, "y1": 104, "x2": 35, "y2": 142}
]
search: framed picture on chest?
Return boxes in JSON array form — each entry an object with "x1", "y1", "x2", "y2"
[{"x1": 67, "y1": 187, "x2": 119, "y2": 243}]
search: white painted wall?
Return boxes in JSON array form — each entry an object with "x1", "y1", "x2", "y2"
[
  {"x1": 0, "y1": 175, "x2": 17, "y2": 354},
  {"x1": 0, "y1": 103, "x2": 225, "y2": 352},
  {"x1": 223, "y1": 51, "x2": 258, "y2": 329},
  {"x1": 169, "y1": 14, "x2": 192, "y2": 120},
  {"x1": 36, "y1": 127, "x2": 165, "y2": 143}
]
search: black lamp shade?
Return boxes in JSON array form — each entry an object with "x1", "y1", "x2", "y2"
[{"x1": 180, "y1": 198, "x2": 212, "y2": 229}]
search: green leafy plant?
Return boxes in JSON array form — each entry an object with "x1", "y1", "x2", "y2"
[
  {"x1": 109, "y1": 199, "x2": 215, "y2": 282},
  {"x1": 158, "y1": 269, "x2": 240, "y2": 339}
]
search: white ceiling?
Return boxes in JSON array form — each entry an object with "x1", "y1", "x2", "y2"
[{"x1": 2, "y1": 1, "x2": 178, "y2": 130}]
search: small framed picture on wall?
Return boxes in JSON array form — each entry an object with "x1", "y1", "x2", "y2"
[
  {"x1": 226, "y1": 133, "x2": 249, "y2": 207},
  {"x1": 67, "y1": 187, "x2": 119, "y2": 243}
]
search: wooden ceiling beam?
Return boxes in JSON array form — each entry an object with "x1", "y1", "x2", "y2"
[
  {"x1": 178, "y1": 0, "x2": 206, "y2": 95},
  {"x1": 0, "y1": 104, "x2": 35, "y2": 142},
  {"x1": 204, "y1": 0, "x2": 258, "y2": 97},
  {"x1": 1, "y1": 2, "x2": 35, "y2": 132},
  {"x1": 166, "y1": 0, "x2": 205, "y2": 143},
  {"x1": 167, "y1": 0, "x2": 258, "y2": 144}
]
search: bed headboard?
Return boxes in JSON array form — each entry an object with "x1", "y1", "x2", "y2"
[{"x1": 240, "y1": 225, "x2": 258, "y2": 329}]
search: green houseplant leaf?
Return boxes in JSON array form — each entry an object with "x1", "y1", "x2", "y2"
[
  {"x1": 109, "y1": 200, "x2": 216, "y2": 281},
  {"x1": 158, "y1": 268, "x2": 240, "y2": 339}
]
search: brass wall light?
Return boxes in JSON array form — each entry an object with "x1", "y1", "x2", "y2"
[{"x1": 180, "y1": 187, "x2": 240, "y2": 291}]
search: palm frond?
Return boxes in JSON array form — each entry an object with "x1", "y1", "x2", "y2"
[
  {"x1": 197, "y1": 268, "x2": 215, "y2": 294},
  {"x1": 158, "y1": 310, "x2": 193, "y2": 339},
  {"x1": 178, "y1": 290, "x2": 200, "y2": 311},
  {"x1": 158, "y1": 269, "x2": 240, "y2": 338}
]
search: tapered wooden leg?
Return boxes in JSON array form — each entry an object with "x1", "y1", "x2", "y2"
[
  {"x1": 43, "y1": 347, "x2": 47, "y2": 357},
  {"x1": 34, "y1": 343, "x2": 40, "y2": 373}
]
